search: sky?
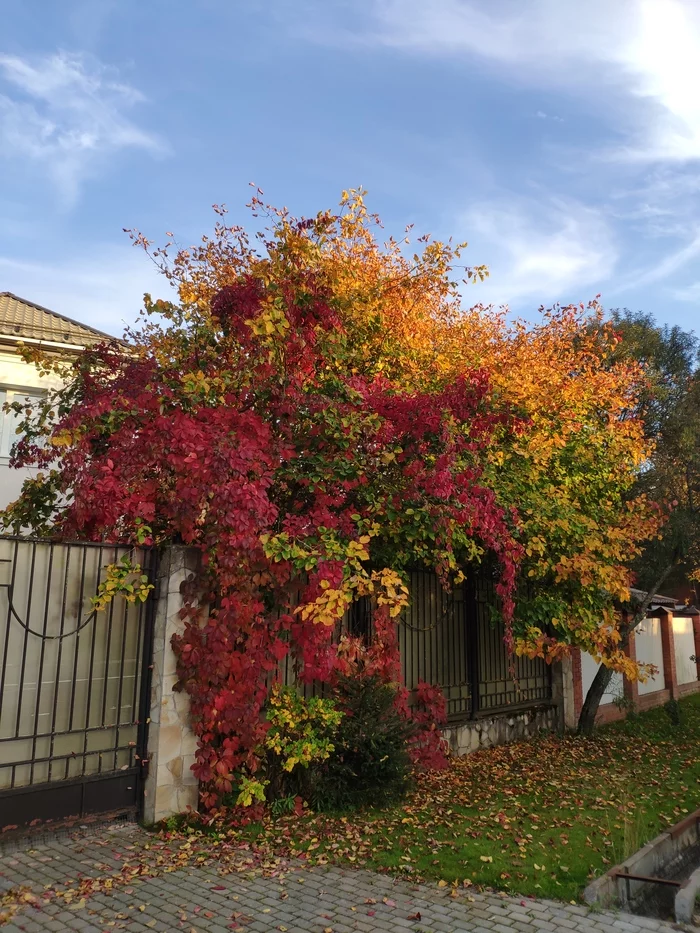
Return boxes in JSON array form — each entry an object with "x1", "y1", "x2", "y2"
[{"x1": 1, "y1": 0, "x2": 700, "y2": 336}]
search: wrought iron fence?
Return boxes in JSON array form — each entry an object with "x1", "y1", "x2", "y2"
[
  {"x1": 0, "y1": 535, "x2": 157, "y2": 825},
  {"x1": 357, "y1": 569, "x2": 552, "y2": 720}
]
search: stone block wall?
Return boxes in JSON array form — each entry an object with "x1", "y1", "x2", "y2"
[{"x1": 443, "y1": 702, "x2": 560, "y2": 756}]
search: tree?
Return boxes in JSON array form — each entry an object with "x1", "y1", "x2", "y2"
[
  {"x1": 577, "y1": 310, "x2": 700, "y2": 734},
  {"x1": 1, "y1": 192, "x2": 661, "y2": 802}
]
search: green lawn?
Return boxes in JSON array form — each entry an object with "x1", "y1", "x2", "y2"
[{"x1": 237, "y1": 693, "x2": 700, "y2": 901}]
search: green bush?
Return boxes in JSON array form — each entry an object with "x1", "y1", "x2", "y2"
[
  {"x1": 311, "y1": 674, "x2": 416, "y2": 811},
  {"x1": 664, "y1": 698, "x2": 683, "y2": 727}
]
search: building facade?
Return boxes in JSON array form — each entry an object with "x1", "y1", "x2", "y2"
[{"x1": 0, "y1": 292, "x2": 111, "y2": 511}]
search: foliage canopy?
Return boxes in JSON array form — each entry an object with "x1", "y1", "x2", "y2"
[{"x1": 2, "y1": 191, "x2": 662, "y2": 805}]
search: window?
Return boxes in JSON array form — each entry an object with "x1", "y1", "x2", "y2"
[{"x1": 0, "y1": 388, "x2": 46, "y2": 460}]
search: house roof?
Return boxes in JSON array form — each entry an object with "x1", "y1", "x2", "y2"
[
  {"x1": 0, "y1": 292, "x2": 114, "y2": 348},
  {"x1": 629, "y1": 587, "x2": 677, "y2": 608},
  {"x1": 629, "y1": 587, "x2": 698, "y2": 616}
]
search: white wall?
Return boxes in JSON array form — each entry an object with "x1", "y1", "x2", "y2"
[
  {"x1": 580, "y1": 651, "x2": 623, "y2": 706},
  {"x1": 673, "y1": 617, "x2": 698, "y2": 686},
  {"x1": 0, "y1": 348, "x2": 64, "y2": 512},
  {"x1": 635, "y1": 618, "x2": 666, "y2": 695}
]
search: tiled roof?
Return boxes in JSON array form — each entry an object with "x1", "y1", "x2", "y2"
[
  {"x1": 629, "y1": 587, "x2": 677, "y2": 607},
  {"x1": 0, "y1": 292, "x2": 114, "y2": 347}
]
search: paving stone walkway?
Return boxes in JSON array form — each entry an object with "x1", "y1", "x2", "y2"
[{"x1": 0, "y1": 822, "x2": 689, "y2": 933}]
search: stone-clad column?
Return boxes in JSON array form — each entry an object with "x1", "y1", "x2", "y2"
[{"x1": 143, "y1": 546, "x2": 201, "y2": 824}]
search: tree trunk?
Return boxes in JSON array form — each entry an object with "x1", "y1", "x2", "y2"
[
  {"x1": 576, "y1": 561, "x2": 677, "y2": 736},
  {"x1": 577, "y1": 664, "x2": 614, "y2": 736}
]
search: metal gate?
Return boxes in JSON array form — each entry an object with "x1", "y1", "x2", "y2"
[{"x1": 0, "y1": 536, "x2": 157, "y2": 829}]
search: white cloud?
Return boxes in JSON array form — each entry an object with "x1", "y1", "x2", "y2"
[
  {"x1": 329, "y1": 0, "x2": 700, "y2": 164},
  {"x1": 0, "y1": 245, "x2": 172, "y2": 336},
  {"x1": 0, "y1": 51, "x2": 164, "y2": 205},
  {"x1": 460, "y1": 196, "x2": 617, "y2": 307},
  {"x1": 535, "y1": 110, "x2": 563, "y2": 123}
]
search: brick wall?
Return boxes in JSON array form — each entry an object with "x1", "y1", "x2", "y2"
[{"x1": 571, "y1": 608, "x2": 700, "y2": 727}]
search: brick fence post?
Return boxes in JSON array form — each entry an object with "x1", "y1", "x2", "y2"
[
  {"x1": 659, "y1": 609, "x2": 678, "y2": 700},
  {"x1": 693, "y1": 614, "x2": 700, "y2": 682},
  {"x1": 143, "y1": 546, "x2": 201, "y2": 824}
]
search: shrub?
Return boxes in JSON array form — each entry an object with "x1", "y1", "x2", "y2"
[
  {"x1": 664, "y1": 698, "x2": 683, "y2": 727},
  {"x1": 263, "y1": 685, "x2": 343, "y2": 802},
  {"x1": 311, "y1": 674, "x2": 416, "y2": 811}
]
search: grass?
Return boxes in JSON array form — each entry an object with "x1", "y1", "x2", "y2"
[{"x1": 235, "y1": 693, "x2": 700, "y2": 901}]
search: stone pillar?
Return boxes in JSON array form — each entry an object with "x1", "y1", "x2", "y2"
[
  {"x1": 143, "y1": 546, "x2": 201, "y2": 825},
  {"x1": 571, "y1": 648, "x2": 584, "y2": 722},
  {"x1": 558, "y1": 656, "x2": 577, "y2": 730},
  {"x1": 623, "y1": 622, "x2": 639, "y2": 710},
  {"x1": 659, "y1": 609, "x2": 678, "y2": 700}
]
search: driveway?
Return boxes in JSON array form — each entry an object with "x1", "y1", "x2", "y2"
[{"x1": 0, "y1": 822, "x2": 683, "y2": 933}]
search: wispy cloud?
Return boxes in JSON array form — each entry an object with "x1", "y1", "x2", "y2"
[
  {"x1": 0, "y1": 50, "x2": 164, "y2": 205},
  {"x1": 459, "y1": 196, "x2": 617, "y2": 307},
  {"x1": 308, "y1": 0, "x2": 700, "y2": 165},
  {"x1": 290, "y1": 0, "x2": 700, "y2": 302},
  {"x1": 613, "y1": 230, "x2": 700, "y2": 294}
]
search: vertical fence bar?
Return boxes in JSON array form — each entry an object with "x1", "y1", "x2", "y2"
[
  {"x1": 0, "y1": 539, "x2": 20, "y2": 738},
  {"x1": 465, "y1": 573, "x2": 480, "y2": 718},
  {"x1": 0, "y1": 541, "x2": 19, "y2": 787},
  {"x1": 136, "y1": 548, "x2": 159, "y2": 817},
  {"x1": 113, "y1": 581, "x2": 131, "y2": 772},
  {"x1": 13, "y1": 540, "x2": 37, "y2": 745},
  {"x1": 47, "y1": 544, "x2": 72, "y2": 783},
  {"x1": 98, "y1": 548, "x2": 119, "y2": 773},
  {"x1": 66, "y1": 545, "x2": 89, "y2": 739},
  {"x1": 29, "y1": 542, "x2": 55, "y2": 786}
]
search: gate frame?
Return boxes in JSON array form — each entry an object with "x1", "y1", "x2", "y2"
[{"x1": 0, "y1": 536, "x2": 159, "y2": 829}]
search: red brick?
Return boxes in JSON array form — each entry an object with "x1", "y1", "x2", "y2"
[{"x1": 659, "y1": 610, "x2": 678, "y2": 699}]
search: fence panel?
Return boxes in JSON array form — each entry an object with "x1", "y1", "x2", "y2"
[
  {"x1": 0, "y1": 536, "x2": 156, "y2": 827},
  {"x1": 274, "y1": 569, "x2": 552, "y2": 721},
  {"x1": 399, "y1": 571, "x2": 471, "y2": 719},
  {"x1": 673, "y1": 617, "x2": 698, "y2": 686},
  {"x1": 472, "y1": 572, "x2": 552, "y2": 712},
  {"x1": 636, "y1": 618, "x2": 665, "y2": 695}
]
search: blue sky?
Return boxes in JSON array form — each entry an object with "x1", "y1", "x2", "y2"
[{"x1": 1, "y1": 0, "x2": 699, "y2": 336}]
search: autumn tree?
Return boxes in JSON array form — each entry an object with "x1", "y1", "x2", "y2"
[
  {"x1": 1, "y1": 192, "x2": 661, "y2": 802},
  {"x1": 577, "y1": 310, "x2": 700, "y2": 734}
]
